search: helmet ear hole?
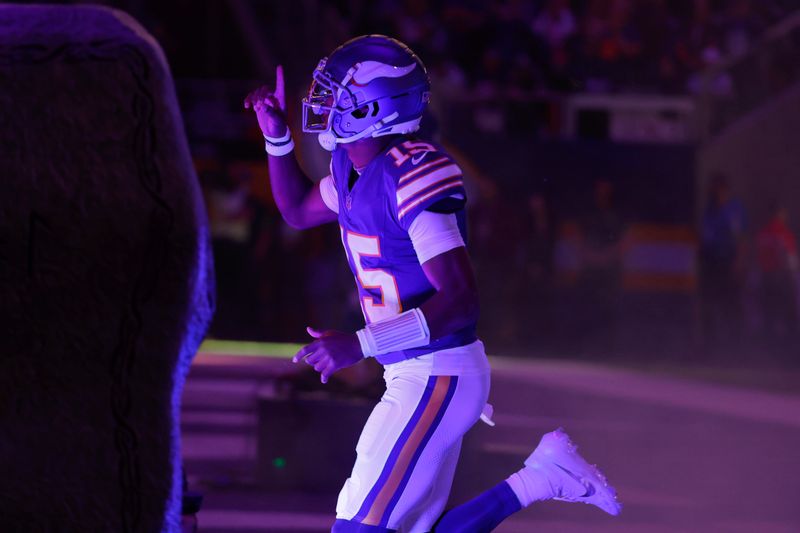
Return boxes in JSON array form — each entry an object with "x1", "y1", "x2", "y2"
[
  {"x1": 370, "y1": 102, "x2": 380, "y2": 117},
  {"x1": 351, "y1": 105, "x2": 369, "y2": 119}
]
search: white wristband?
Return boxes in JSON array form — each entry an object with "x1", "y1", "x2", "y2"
[
  {"x1": 264, "y1": 128, "x2": 291, "y2": 143},
  {"x1": 264, "y1": 138, "x2": 295, "y2": 156},
  {"x1": 264, "y1": 128, "x2": 294, "y2": 156},
  {"x1": 356, "y1": 308, "x2": 431, "y2": 358}
]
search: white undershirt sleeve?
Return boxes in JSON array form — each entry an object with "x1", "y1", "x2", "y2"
[
  {"x1": 318, "y1": 175, "x2": 339, "y2": 214},
  {"x1": 407, "y1": 210, "x2": 465, "y2": 264}
]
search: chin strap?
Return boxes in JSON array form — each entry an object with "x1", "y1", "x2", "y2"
[{"x1": 317, "y1": 112, "x2": 407, "y2": 151}]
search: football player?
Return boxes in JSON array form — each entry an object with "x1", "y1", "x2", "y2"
[{"x1": 244, "y1": 35, "x2": 621, "y2": 532}]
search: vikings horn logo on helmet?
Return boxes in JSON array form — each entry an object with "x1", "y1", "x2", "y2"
[{"x1": 302, "y1": 35, "x2": 431, "y2": 151}]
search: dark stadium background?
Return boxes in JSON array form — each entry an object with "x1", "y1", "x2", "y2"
[{"x1": 37, "y1": 1, "x2": 800, "y2": 531}]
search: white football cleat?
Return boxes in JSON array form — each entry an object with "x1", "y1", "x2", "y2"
[{"x1": 525, "y1": 428, "x2": 622, "y2": 516}]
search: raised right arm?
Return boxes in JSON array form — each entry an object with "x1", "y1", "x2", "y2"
[
  {"x1": 244, "y1": 65, "x2": 337, "y2": 230},
  {"x1": 264, "y1": 147, "x2": 337, "y2": 230}
]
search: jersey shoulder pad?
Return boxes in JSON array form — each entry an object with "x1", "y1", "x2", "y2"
[{"x1": 383, "y1": 139, "x2": 466, "y2": 229}]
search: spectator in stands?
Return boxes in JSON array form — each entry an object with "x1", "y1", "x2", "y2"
[
  {"x1": 491, "y1": 0, "x2": 540, "y2": 94},
  {"x1": 441, "y1": 1, "x2": 492, "y2": 87},
  {"x1": 636, "y1": 0, "x2": 682, "y2": 92},
  {"x1": 723, "y1": 0, "x2": 760, "y2": 58},
  {"x1": 526, "y1": 192, "x2": 555, "y2": 282},
  {"x1": 582, "y1": 0, "x2": 611, "y2": 50},
  {"x1": 698, "y1": 174, "x2": 748, "y2": 353},
  {"x1": 674, "y1": 0, "x2": 713, "y2": 80},
  {"x1": 204, "y1": 162, "x2": 257, "y2": 339},
  {"x1": 523, "y1": 191, "x2": 556, "y2": 345},
  {"x1": 532, "y1": 0, "x2": 577, "y2": 50},
  {"x1": 531, "y1": 0, "x2": 576, "y2": 60},
  {"x1": 389, "y1": 0, "x2": 442, "y2": 63},
  {"x1": 470, "y1": 183, "x2": 524, "y2": 348},
  {"x1": 580, "y1": 0, "x2": 644, "y2": 90},
  {"x1": 684, "y1": 0, "x2": 721, "y2": 56},
  {"x1": 611, "y1": 1, "x2": 646, "y2": 85},
  {"x1": 685, "y1": 31, "x2": 733, "y2": 95},
  {"x1": 756, "y1": 202, "x2": 799, "y2": 344},
  {"x1": 248, "y1": 176, "x2": 285, "y2": 341},
  {"x1": 576, "y1": 0, "x2": 611, "y2": 91},
  {"x1": 576, "y1": 179, "x2": 630, "y2": 356}
]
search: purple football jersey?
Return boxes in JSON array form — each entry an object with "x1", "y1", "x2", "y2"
[{"x1": 330, "y1": 136, "x2": 477, "y2": 365}]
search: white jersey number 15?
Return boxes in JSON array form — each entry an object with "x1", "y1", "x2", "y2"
[{"x1": 343, "y1": 230, "x2": 402, "y2": 323}]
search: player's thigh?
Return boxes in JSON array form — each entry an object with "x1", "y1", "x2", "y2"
[
  {"x1": 337, "y1": 371, "x2": 489, "y2": 529},
  {"x1": 356, "y1": 372, "x2": 431, "y2": 461},
  {"x1": 335, "y1": 372, "x2": 432, "y2": 520},
  {"x1": 383, "y1": 373, "x2": 488, "y2": 526}
]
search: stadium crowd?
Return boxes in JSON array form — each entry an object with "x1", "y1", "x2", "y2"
[
  {"x1": 305, "y1": 0, "x2": 793, "y2": 95},
  {"x1": 125, "y1": 0, "x2": 800, "y2": 360}
]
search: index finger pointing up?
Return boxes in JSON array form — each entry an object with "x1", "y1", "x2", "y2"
[{"x1": 275, "y1": 65, "x2": 285, "y2": 110}]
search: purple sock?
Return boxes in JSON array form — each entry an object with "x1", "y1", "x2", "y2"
[
  {"x1": 331, "y1": 519, "x2": 396, "y2": 532},
  {"x1": 434, "y1": 481, "x2": 522, "y2": 532}
]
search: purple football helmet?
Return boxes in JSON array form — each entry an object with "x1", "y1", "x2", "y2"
[{"x1": 302, "y1": 35, "x2": 431, "y2": 151}]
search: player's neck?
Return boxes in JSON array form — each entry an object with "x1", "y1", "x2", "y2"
[{"x1": 342, "y1": 135, "x2": 397, "y2": 169}]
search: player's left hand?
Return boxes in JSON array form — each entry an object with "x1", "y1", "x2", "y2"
[{"x1": 293, "y1": 327, "x2": 363, "y2": 384}]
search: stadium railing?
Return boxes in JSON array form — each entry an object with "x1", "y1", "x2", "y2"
[{"x1": 696, "y1": 10, "x2": 800, "y2": 141}]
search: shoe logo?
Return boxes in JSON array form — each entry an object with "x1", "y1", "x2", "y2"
[
  {"x1": 411, "y1": 151, "x2": 429, "y2": 165},
  {"x1": 554, "y1": 464, "x2": 595, "y2": 498}
]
